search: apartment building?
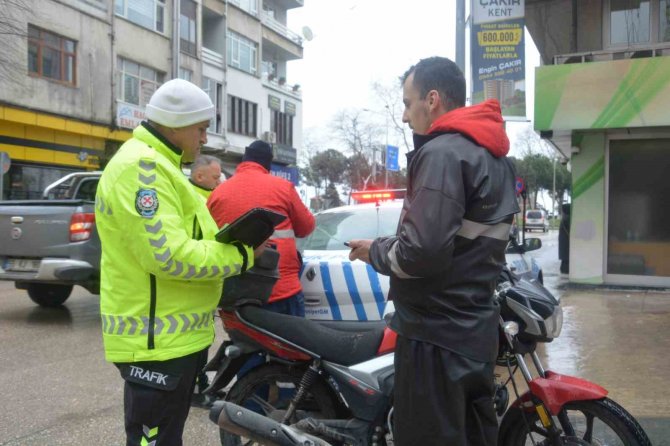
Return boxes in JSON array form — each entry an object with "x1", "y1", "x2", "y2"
[
  {"x1": 0, "y1": 0, "x2": 304, "y2": 199},
  {"x1": 527, "y1": 0, "x2": 670, "y2": 287}
]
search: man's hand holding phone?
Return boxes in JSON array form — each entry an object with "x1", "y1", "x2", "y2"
[{"x1": 346, "y1": 239, "x2": 373, "y2": 264}]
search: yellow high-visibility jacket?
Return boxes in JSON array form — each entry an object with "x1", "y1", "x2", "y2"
[{"x1": 95, "y1": 123, "x2": 252, "y2": 363}]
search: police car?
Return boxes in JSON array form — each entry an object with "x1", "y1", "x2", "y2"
[{"x1": 297, "y1": 190, "x2": 543, "y2": 322}]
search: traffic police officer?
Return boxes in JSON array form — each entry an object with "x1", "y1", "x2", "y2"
[{"x1": 95, "y1": 79, "x2": 255, "y2": 446}]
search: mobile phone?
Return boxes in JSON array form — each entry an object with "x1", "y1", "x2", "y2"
[{"x1": 343, "y1": 241, "x2": 351, "y2": 247}]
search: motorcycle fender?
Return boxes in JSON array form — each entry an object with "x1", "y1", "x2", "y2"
[
  {"x1": 203, "y1": 340, "x2": 255, "y2": 395},
  {"x1": 511, "y1": 370, "x2": 608, "y2": 415}
]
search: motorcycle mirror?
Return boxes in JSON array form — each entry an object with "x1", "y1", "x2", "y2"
[{"x1": 523, "y1": 238, "x2": 542, "y2": 252}]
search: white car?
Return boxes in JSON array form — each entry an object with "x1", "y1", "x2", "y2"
[{"x1": 297, "y1": 200, "x2": 543, "y2": 322}]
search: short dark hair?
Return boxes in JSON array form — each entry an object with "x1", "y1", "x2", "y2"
[{"x1": 401, "y1": 57, "x2": 466, "y2": 110}]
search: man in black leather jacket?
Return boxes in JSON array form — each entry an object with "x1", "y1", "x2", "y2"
[{"x1": 348, "y1": 57, "x2": 519, "y2": 445}]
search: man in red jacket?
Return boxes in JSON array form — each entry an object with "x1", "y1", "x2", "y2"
[{"x1": 207, "y1": 140, "x2": 315, "y2": 316}]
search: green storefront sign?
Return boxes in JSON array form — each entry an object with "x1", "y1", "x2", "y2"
[{"x1": 535, "y1": 57, "x2": 670, "y2": 131}]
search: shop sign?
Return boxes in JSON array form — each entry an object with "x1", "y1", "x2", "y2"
[
  {"x1": 270, "y1": 163, "x2": 299, "y2": 186},
  {"x1": 273, "y1": 144, "x2": 297, "y2": 165},
  {"x1": 473, "y1": 0, "x2": 524, "y2": 25},
  {"x1": 471, "y1": 0, "x2": 526, "y2": 119},
  {"x1": 268, "y1": 95, "x2": 281, "y2": 111},
  {"x1": 285, "y1": 101, "x2": 296, "y2": 116},
  {"x1": 116, "y1": 102, "x2": 146, "y2": 129}
]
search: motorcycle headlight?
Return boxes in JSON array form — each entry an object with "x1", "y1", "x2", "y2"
[{"x1": 544, "y1": 305, "x2": 563, "y2": 339}]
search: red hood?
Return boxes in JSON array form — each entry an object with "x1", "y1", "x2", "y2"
[{"x1": 427, "y1": 100, "x2": 509, "y2": 157}]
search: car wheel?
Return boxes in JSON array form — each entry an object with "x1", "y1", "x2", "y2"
[{"x1": 26, "y1": 284, "x2": 73, "y2": 307}]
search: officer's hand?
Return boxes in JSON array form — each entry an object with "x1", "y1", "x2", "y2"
[
  {"x1": 347, "y1": 239, "x2": 373, "y2": 264},
  {"x1": 253, "y1": 242, "x2": 267, "y2": 259}
]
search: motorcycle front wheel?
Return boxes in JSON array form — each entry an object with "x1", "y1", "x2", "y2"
[
  {"x1": 220, "y1": 363, "x2": 339, "y2": 446},
  {"x1": 498, "y1": 398, "x2": 652, "y2": 445}
]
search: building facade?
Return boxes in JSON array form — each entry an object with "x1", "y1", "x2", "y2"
[
  {"x1": 527, "y1": 0, "x2": 670, "y2": 287},
  {"x1": 0, "y1": 0, "x2": 304, "y2": 199}
]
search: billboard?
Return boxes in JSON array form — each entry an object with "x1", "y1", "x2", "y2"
[{"x1": 471, "y1": 0, "x2": 526, "y2": 119}]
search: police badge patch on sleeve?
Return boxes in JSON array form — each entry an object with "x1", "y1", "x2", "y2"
[{"x1": 136, "y1": 189, "x2": 159, "y2": 218}]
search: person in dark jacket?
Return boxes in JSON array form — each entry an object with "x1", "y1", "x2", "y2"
[{"x1": 348, "y1": 57, "x2": 519, "y2": 446}]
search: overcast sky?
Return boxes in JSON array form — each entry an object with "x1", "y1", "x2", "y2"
[{"x1": 287, "y1": 0, "x2": 541, "y2": 159}]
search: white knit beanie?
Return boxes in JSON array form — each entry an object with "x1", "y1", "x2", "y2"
[{"x1": 145, "y1": 79, "x2": 215, "y2": 128}]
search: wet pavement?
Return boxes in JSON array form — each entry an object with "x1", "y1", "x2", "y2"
[
  {"x1": 0, "y1": 229, "x2": 668, "y2": 444},
  {"x1": 523, "y1": 230, "x2": 670, "y2": 445}
]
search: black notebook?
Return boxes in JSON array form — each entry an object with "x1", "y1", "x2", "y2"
[{"x1": 215, "y1": 208, "x2": 287, "y2": 248}]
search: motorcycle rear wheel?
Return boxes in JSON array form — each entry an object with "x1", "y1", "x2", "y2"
[
  {"x1": 498, "y1": 398, "x2": 651, "y2": 445},
  {"x1": 220, "y1": 363, "x2": 338, "y2": 446}
]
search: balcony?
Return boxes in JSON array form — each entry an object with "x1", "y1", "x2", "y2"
[
  {"x1": 553, "y1": 42, "x2": 670, "y2": 64},
  {"x1": 202, "y1": 47, "x2": 224, "y2": 68},
  {"x1": 271, "y1": 0, "x2": 303, "y2": 10},
  {"x1": 261, "y1": 72, "x2": 302, "y2": 99},
  {"x1": 261, "y1": 11, "x2": 303, "y2": 46}
]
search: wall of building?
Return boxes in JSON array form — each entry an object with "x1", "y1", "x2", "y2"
[
  {"x1": 227, "y1": 68, "x2": 265, "y2": 153},
  {"x1": 114, "y1": 18, "x2": 172, "y2": 76},
  {"x1": 578, "y1": 1, "x2": 604, "y2": 52},
  {"x1": 228, "y1": 6, "x2": 262, "y2": 41},
  {"x1": 0, "y1": 0, "x2": 304, "y2": 185},
  {"x1": 526, "y1": 0, "x2": 573, "y2": 63},
  {"x1": 569, "y1": 132, "x2": 607, "y2": 283},
  {"x1": 0, "y1": 0, "x2": 113, "y2": 125}
]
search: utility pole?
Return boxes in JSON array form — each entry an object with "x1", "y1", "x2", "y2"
[
  {"x1": 456, "y1": 0, "x2": 466, "y2": 72},
  {"x1": 371, "y1": 145, "x2": 377, "y2": 184},
  {"x1": 384, "y1": 106, "x2": 389, "y2": 188},
  {"x1": 552, "y1": 156, "x2": 557, "y2": 221}
]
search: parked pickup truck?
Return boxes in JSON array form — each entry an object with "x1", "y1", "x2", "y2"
[{"x1": 0, "y1": 172, "x2": 102, "y2": 306}]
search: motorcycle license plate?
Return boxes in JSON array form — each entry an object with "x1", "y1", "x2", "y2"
[{"x1": 5, "y1": 258, "x2": 41, "y2": 272}]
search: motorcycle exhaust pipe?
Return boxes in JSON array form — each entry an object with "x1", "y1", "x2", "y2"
[{"x1": 210, "y1": 400, "x2": 332, "y2": 446}]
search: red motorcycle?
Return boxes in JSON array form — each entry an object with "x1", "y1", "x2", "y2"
[{"x1": 206, "y1": 249, "x2": 651, "y2": 446}]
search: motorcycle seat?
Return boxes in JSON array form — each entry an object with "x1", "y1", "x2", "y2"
[{"x1": 237, "y1": 306, "x2": 387, "y2": 366}]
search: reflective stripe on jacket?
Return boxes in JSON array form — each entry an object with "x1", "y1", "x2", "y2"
[{"x1": 96, "y1": 123, "x2": 253, "y2": 363}]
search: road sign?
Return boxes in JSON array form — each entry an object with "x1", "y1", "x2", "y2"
[
  {"x1": 0, "y1": 152, "x2": 10, "y2": 174},
  {"x1": 385, "y1": 145, "x2": 399, "y2": 172},
  {"x1": 515, "y1": 176, "x2": 525, "y2": 195}
]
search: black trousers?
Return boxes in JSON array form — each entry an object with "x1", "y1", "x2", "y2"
[
  {"x1": 393, "y1": 336, "x2": 498, "y2": 446},
  {"x1": 118, "y1": 350, "x2": 203, "y2": 446}
]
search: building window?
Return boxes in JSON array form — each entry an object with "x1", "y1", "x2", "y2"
[
  {"x1": 178, "y1": 67, "x2": 193, "y2": 82},
  {"x1": 661, "y1": 0, "x2": 670, "y2": 41},
  {"x1": 227, "y1": 95, "x2": 257, "y2": 136},
  {"x1": 227, "y1": 30, "x2": 258, "y2": 75},
  {"x1": 180, "y1": 0, "x2": 197, "y2": 55},
  {"x1": 607, "y1": 138, "x2": 670, "y2": 278},
  {"x1": 270, "y1": 110, "x2": 293, "y2": 146},
  {"x1": 116, "y1": 57, "x2": 163, "y2": 106},
  {"x1": 203, "y1": 77, "x2": 223, "y2": 134},
  {"x1": 229, "y1": 0, "x2": 258, "y2": 16},
  {"x1": 114, "y1": 0, "x2": 165, "y2": 33},
  {"x1": 27, "y1": 25, "x2": 77, "y2": 85},
  {"x1": 609, "y1": 0, "x2": 651, "y2": 45}
]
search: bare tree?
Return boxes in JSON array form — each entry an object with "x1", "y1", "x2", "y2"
[
  {"x1": 371, "y1": 80, "x2": 413, "y2": 153},
  {"x1": 514, "y1": 126, "x2": 552, "y2": 157},
  {"x1": 331, "y1": 108, "x2": 384, "y2": 189}
]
